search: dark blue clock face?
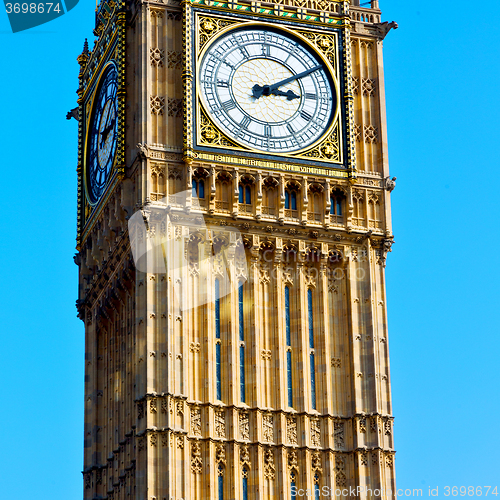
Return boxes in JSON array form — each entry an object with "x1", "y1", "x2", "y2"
[{"x1": 87, "y1": 64, "x2": 118, "y2": 204}]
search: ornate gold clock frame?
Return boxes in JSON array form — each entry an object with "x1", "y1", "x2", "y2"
[{"x1": 183, "y1": 0, "x2": 357, "y2": 180}]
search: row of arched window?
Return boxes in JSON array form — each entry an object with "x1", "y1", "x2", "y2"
[
  {"x1": 218, "y1": 464, "x2": 248, "y2": 500},
  {"x1": 216, "y1": 466, "x2": 321, "y2": 500},
  {"x1": 215, "y1": 279, "x2": 318, "y2": 410},
  {"x1": 192, "y1": 178, "x2": 346, "y2": 223}
]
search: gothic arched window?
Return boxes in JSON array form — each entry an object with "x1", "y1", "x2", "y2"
[
  {"x1": 192, "y1": 178, "x2": 205, "y2": 199},
  {"x1": 291, "y1": 471, "x2": 297, "y2": 500},
  {"x1": 242, "y1": 466, "x2": 249, "y2": 500},
  {"x1": 285, "y1": 285, "x2": 293, "y2": 408},
  {"x1": 308, "y1": 288, "x2": 317, "y2": 410},
  {"x1": 218, "y1": 463, "x2": 224, "y2": 500},
  {"x1": 215, "y1": 174, "x2": 231, "y2": 212},
  {"x1": 330, "y1": 189, "x2": 346, "y2": 224},
  {"x1": 285, "y1": 187, "x2": 299, "y2": 219},
  {"x1": 239, "y1": 281, "x2": 246, "y2": 403},
  {"x1": 238, "y1": 181, "x2": 253, "y2": 214},
  {"x1": 215, "y1": 278, "x2": 222, "y2": 401},
  {"x1": 262, "y1": 177, "x2": 278, "y2": 217},
  {"x1": 308, "y1": 190, "x2": 322, "y2": 222}
]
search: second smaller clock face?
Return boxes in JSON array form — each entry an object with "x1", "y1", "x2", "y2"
[
  {"x1": 87, "y1": 64, "x2": 118, "y2": 204},
  {"x1": 199, "y1": 26, "x2": 337, "y2": 154}
]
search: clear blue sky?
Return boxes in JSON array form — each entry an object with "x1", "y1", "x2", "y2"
[{"x1": 1, "y1": 1, "x2": 499, "y2": 498}]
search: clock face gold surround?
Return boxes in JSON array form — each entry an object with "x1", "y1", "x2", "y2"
[
  {"x1": 85, "y1": 62, "x2": 119, "y2": 205},
  {"x1": 198, "y1": 25, "x2": 338, "y2": 154}
]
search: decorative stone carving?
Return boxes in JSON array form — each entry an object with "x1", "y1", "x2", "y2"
[
  {"x1": 138, "y1": 436, "x2": 145, "y2": 451},
  {"x1": 167, "y1": 50, "x2": 182, "y2": 68},
  {"x1": 312, "y1": 451, "x2": 322, "y2": 475},
  {"x1": 167, "y1": 98, "x2": 183, "y2": 117},
  {"x1": 359, "y1": 450, "x2": 368, "y2": 466},
  {"x1": 334, "y1": 421, "x2": 344, "y2": 449},
  {"x1": 240, "y1": 444, "x2": 250, "y2": 467},
  {"x1": 137, "y1": 401, "x2": 145, "y2": 419},
  {"x1": 335, "y1": 455, "x2": 346, "y2": 487},
  {"x1": 161, "y1": 434, "x2": 169, "y2": 447},
  {"x1": 190, "y1": 342, "x2": 201, "y2": 353},
  {"x1": 287, "y1": 416, "x2": 298, "y2": 445},
  {"x1": 191, "y1": 408, "x2": 202, "y2": 437},
  {"x1": 331, "y1": 358, "x2": 341, "y2": 368},
  {"x1": 239, "y1": 412, "x2": 250, "y2": 440},
  {"x1": 215, "y1": 410, "x2": 226, "y2": 438},
  {"x1": 384, "y1": 418, "x2": 392, "y2": 436},
  {"x1": 352, "y1": 76, "x2": 360, "y2": 95},
  {"x1": 310, "y1": 418, "x2": 321, "y2": 447},
  {"x1": 150, "y1": 47, "x2": 164, "y2": 66},
  {"x1": 385, "y1": 453, "x2": 394, "y2": 468},
  {"x1": 358, "y1": 416, "x2": 367, "y2": 433},
  {"x1": 264, "y1": 447, "x2": 275, "y2": 479},
  {"x1": 261, "y1": 349, "x2": 272, "y2": 360},
  {"x1": 150, "y1": 433, "x2": 157, "y2": 447},
  {"x1": 191, "y1": 441, "x2": 202, "y2": 474},
  {"x1": 288, "y1": 450, "x2": 298, "y2": 471},
  {"x1": 161, "y1": 399, "x2": 168, "y2": 414},
  {"x1": 362, "y1": 77, "x2": 376, "y2": 96},
  {"x1": 263, "y1": 413, "x2": 273, "y2": 442},
  {"x1": 176, "y1": 401, "x2": 184, "y2": 416},
  {"x1": 216, "y1": 443, "x2": 226, "y2": 465},
  {"x1": 150, "y1": 95, "x2": 165, "y2": 115},
  {"x1": 385, "y1": 176, "x2": 397, "y2": 192},
  {"x1": 150, "y1": 398, "x2": 157, "y2": 414},
  {"x1": 364, "y1": 124, "x2": 378, "y2": 143}
]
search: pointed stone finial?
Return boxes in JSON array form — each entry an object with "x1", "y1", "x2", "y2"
[{"x1": 83, "y1": 38, "x2": 89, "y2": 55}]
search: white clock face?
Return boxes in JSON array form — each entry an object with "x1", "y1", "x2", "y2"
[{"x1": 199, "y1": 27, "x2": 336, "y2": 153}]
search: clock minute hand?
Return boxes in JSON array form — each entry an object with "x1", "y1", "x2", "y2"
[
  {"x1": 268, "y1": 64, "x2": 322, "y2": 92},
  {"x1": 252, "y1": 64, "x2": 322, "y2": 99}
]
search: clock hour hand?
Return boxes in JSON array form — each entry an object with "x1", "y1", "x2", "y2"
[
  {"x1": 271, "y1": 89, "x2": 300, "y2": 100},
  {"x1": 252, "y1": 64, "x2": 322, "y2": 99},
  {"x1": 100, "y1": 119, "x2": 115, "y2": 147}
]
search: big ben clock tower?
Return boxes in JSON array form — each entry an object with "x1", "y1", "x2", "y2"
[{"x1": 75, "y1": 0, "x2": 398, "y2": 498}]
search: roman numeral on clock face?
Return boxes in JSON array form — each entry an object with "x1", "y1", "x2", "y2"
[
  {"x1": 305, "y1": 93, "x2": 317, "y2": 100},
  {"x1": 222, "y1": 100, "x2": 236, "y2": 112},
  {"x1": 300, "y1": 110, "x2": 312, "y2": 121},
  {"x1": 240, "y1": 116, "x2": 251, "y2": 129},
  {"x1": 264, "y1": 125, "x2": 272, "y2": 137},
  {"x1": 217, "y1": 79, "x2": 229, "y2": 88}
]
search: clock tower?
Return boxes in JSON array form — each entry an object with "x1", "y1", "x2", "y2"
[{"x1": 75, "y1": 0, "x2": 398, "y2": 498}]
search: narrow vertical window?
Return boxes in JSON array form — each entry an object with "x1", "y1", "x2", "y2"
[
  {"x1": 245, "y1": 185, "x2": 251, "y2": 204},
  {"x1": 239, "y1": 282, "x2": 245, "y2": 403},
  {"x1": 291, "y1": 472, "x2": 297, "y2": 500},
  {"x1": 239, "y1": 184, "x2": 244, "y2": 203},
  {"x1": 199, "y1": 179, "x2": 205, "y2": 199},
  {"x1": 285, "y1": 190, "x2": 290, "y2": 209},
  {"x1": 308, "y1": 288, "x2": 316, "y2": 410},
  {"x1": 285, "y1": 285, "x2": 293, "y2": 408},
  {"x1": 218, "y1": 464, "x2": 224, "y2": 500},
  {"x1": 291, "y1": 191, "x2": 297, "y2": 210},
  {"x1": 215, "y1": 278, "x2": 221, "y2": 400},
  {"x1": 314, "y1": 481, "x2": 320, "y2": 500},
  {"x1": 242, "y1": 467, "x2": 248, "y2": 500},
  {"x1": 192, "y1": 179, "x2": 197, "y2": 198}
]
